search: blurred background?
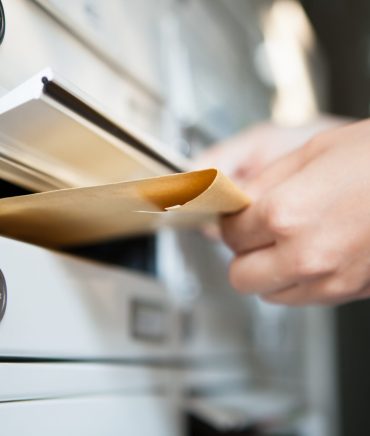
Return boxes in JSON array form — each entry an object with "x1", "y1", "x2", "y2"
[{"x1": 1, "y1": 0, "x2": 370, "y2": 435}]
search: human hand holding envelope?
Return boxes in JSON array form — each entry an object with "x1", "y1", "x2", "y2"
[{"x1": 0, "y1": 168, "x2": 250, "y2": 247}]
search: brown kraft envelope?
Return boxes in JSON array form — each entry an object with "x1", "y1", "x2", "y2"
[{"x1": 0, "y1": 168, "x2": 250, "y2": 247}]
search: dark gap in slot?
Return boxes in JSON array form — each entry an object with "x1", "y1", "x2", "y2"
[
  {"x1": 186, "y1": 413, "x2": 259, "y2": 436},
  {"x1": 0, "y1": 178, "x2": 31, "y2": 197},
  {"x1": 65, "y1": 235, "x2": 157, "y2": 275},
  {"x1": 0, "y1": 179, "x2": 156, "y2": 274},
  {"x1": 186, "y1": 413, "x2": 298, "y2": 436},
  {"x1": 0, "y1": 355, "x2": 178, "y2": 366}
]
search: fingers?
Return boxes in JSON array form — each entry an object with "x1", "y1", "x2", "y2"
[
  {"x1": 229, "y1": 246, "x2": 297, "y2": 295},
  {"x1": 262, "y1": 265, "x2": 370, "y2": 306},
  {"x1": 221, "y1": 204, "x2": 275, "y2": 254},
  {"x1": 261, "y1": 283, "x2": 358, "y2": 307},
  {"x1": 244, "y1": 133, "x2": 330, "y2": 200},
  {"x1": 201, "y1": 223, "x2": 222, "y2": 241},
  {"x1": 222, "y1": 185, "x2": 302, "y2": 254},
  {"x1": 261, "y1": 285, "x2": 302, "y2": 306},
  {"x1": 192, "y1": 134, "x2": 254, "y2": 179},
  {"x1": 244, "y1": 145, "x2": 310, "y2": 199},
  {"x1": 221, "y1": 145, "x2": 318, "y2": 254},
  {"x1": 222, "y1": 138, "x2": 334, "y2": 255}
]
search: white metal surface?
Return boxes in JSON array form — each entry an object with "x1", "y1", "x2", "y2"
[
  {"x1": 0, "y1": 85, "x2": 171, "y2": 187},
  {"x1": 0, "y1": 363, "x2": 176, "y2": 402},
  {"x1": 0, "y1": 237, "x2": 179, "y2": 359},
  {"x1": 0, "y1": 395, "x2": 178, "y2": 436},
  {"x1": 0, "y1": 0, "x2": 166, "y2": 140},
  {"x1": 165, "y1": 0, "x2": 270, "y2": 140},
  {"x1": 32, "y1": 0, "x2": 166, "y2": 98}
]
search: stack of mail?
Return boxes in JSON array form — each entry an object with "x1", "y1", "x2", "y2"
[{"x1": 0, "y1": 69, "x2": 249, "y2": 248}]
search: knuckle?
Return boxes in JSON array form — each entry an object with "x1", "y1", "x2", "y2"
[
  {"x1": 304, "y1": 132, "x2": 326, "y2": 151},
  {"x1": 321, "y1": 275, "x2": 365, "y2": 300},
  {"x1": 320, "y1": 278, "x2": 351, "y2": 298},
  {"x1": 294, "y1": 250, "x2": 338, "y2": 278},
  {"x1": 303, "y1": 132, "x2": 330, "y2": 157},
  {"x1": 261, "y1": 195, "x2": 297, "y2": 236},
  {"x1": 304, "y1": 135, "x2": 321, "y2": 150}
]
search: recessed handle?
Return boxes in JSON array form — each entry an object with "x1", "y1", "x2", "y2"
[
  {"x1": 0, "y1": 270, "x2": 7, "y2": 323},
  {"x1": 0, "y1": 1, "x2": 5, "y2": 45}
]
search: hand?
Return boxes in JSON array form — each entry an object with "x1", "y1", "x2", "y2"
[
  {"x1": 195, "y1": 116, "x2": 349, "y2": 186},
  {"x1": 195, "y1": 116, "x2": 349, "y2": 240},
  {"x1": 222, "y1": 119, "x2": 370, "y2": 306}
]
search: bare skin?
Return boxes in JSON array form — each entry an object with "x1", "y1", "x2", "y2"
[
  {"x1": 196, "y1": 116, "x2": 349, "y2": 241},
  {"x1": 221, "y1": 119, "x2": 370, "y2": 306},
  {"x1": 195, "y1": 116, "x2": 348, "y2": 184}
]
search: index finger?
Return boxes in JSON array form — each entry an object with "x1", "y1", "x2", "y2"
[{"x1": 221, "y1": 202, "x2": 275, "y2": 254}]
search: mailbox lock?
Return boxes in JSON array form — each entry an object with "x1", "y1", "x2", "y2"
[
  {"x1": 0, "y1": 270, "x2": 6, "y2": 322},
  {"x1": 0, "y1": 1, "x2": 5, "y2": 45}
]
